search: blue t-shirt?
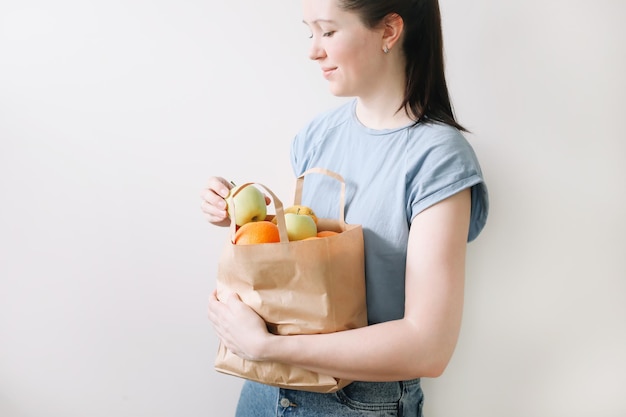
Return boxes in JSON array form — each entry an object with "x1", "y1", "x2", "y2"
[{"x1": 290, "y1": 99, "x2": 489, "y2": 324}]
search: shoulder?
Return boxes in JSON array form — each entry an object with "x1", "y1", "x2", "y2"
[
  {"x1": 405, "y1": 121, "x2": 488, "y2": 241},
  {"x1": 408, "y1": 122, "x2": 475, "y2": 155},
  {"x1": 298, "y1": 99, "x2": 354, "y2": 138},
  {"x1": 290, "y1": 100, "x2": 354, "y2": 172},
  {"x1": 405, "y1": 121, "x2": 482, "y2": 175}
]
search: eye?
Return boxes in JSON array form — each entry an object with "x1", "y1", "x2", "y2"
[{"x1": 323, "y1": 31, "x2": 335, "y2": 37}]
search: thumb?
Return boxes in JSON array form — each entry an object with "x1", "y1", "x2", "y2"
[{"x1": 225, "y1": 291, "x2": 242, "y2": 304}]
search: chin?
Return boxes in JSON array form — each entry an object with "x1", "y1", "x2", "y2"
[{"x1": 328, "y1": 84, "x2": 350, "y2": 97}]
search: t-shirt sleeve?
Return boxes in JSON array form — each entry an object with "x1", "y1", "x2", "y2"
[
  {"x1": 290, "y1": 131, "x2": 303, "y2": 177},
  {"x1": 290, "y1": 120, "x2": 318, "y2": 177},
  {"x1": 406, "y1": 130, "x2": 489, "y2": 242}
]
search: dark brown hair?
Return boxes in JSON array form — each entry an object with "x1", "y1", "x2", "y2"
[{"x1": 338, "y1": 0, "x2": 467, "y2": 132}]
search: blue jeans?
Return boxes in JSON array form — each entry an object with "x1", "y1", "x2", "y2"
[{"x1": 235, "y1": 379, "x2": 424, "y2": 416}]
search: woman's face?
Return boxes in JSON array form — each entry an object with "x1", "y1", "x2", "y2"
[{"x1": 302, "y1": 0, "x2": 386, "y2": 98}]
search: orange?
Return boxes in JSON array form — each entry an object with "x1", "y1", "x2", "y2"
[
  {"x1": 234, "y1": 221, "x2": 281, "y2": 245},
  {"x1": 317, "y1": 230, "x2": 339, "y2": 238}
]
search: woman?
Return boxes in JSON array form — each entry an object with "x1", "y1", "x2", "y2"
[{"x1": 200, "y1": 0, "x2": 489, "y2": 415}]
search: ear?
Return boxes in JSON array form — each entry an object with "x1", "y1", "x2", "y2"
[{"x1": 381, "y1": 13, "x2": 404, "y2": 51}]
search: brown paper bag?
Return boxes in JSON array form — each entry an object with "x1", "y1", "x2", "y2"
[{"x1": 214, "y1": 167, "x2": 368, "y2": 393}]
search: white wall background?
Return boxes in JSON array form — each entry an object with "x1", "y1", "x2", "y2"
[{"x1": 1, "y1": 0, "x2": 624, "y2": 416}]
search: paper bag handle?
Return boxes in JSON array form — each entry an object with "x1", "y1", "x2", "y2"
[
  {"x1": 228, "y1": 183, "x2": 289, "y2": 243},
  {"x1": 294, "y1": 167, "x2": 346, "y2": 224}
]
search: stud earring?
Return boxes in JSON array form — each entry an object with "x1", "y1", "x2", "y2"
[{"x1": 383, "y1": 46, "x2": 390, "y2": 54}]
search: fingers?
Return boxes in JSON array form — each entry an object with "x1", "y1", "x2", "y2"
[
  {"x1": 207, "y1": 289, "x2": 220, "y2": 321},
  {"x1": 208, "y1": 289, "x2": 238, "y2": 318},
  {"x1": 208, "y1": 290, "x2": 243, "y2": 336},
  {"x1": 206, "y1": 177, "x2": 232, "y2": 199},
  {"x1": 200, "y1": 177, "x2": 233, "y2": 226},
  {"x1": 225, "y1": 291, "x2": 242, "y2": 303},
  {"x1": 207, "y1": 289, "x2": 268, "y2": 361}
]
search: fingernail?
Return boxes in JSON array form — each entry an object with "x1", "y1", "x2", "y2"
[{"x1": 218, "y1": 200, "x2": 227, "y2": 210}]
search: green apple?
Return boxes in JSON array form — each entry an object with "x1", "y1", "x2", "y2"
[
  {"x1": 284, "y1": 212, "x2": 317, "y2": 241},
  {"x1": 226, "y1": 184, "x2": 267, "y2": 226}
]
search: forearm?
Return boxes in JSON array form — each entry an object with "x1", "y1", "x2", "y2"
[
  {"x1": 223, "y1": 191, "x2": 470, "y2": 382},
  {"x1": 261, "y1": 317, "x2": 457, "y2": 382}
]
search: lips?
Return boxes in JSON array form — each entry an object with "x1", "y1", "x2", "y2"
[{"x1": 321, "y1": 67, "x2": 337, "y2": 78}]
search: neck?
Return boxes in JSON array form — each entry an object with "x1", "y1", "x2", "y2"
[
  {"x1": 355, "y1": 96, "x2": 415, "y2": 130},
  {"x1": 354, "y1": 62, "x2": 415, "y2": 130}
]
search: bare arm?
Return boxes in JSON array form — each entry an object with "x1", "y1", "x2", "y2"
[{"x1": 209, "y1": 188, "x2": 472, "y2": 381}]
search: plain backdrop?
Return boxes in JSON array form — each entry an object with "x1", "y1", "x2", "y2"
[{"x1": 1, "y1": 0, "x2": 625, "y2": 416}]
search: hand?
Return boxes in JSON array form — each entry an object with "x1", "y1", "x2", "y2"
[
  {"x1": 200, "y1": 177, "x2": 271, "y2": 227},
  {"x1": 200, "y1": 177, "x2": 233, "y2": 227},
  {"x1": 208, "y1": 289, "x2": 272, "y2": 361}
]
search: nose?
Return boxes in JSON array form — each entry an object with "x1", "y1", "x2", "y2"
[{"x1": 308, "y1": 37, "x2": 326, "y2": 61}]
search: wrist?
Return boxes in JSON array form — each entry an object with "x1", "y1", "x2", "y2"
[
  {"x1": 258, "y1": 332, "x2": 297, "y2": 363},
  {"x1": 257, "y1": 332, "x2": 280, "y2": 362}
]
